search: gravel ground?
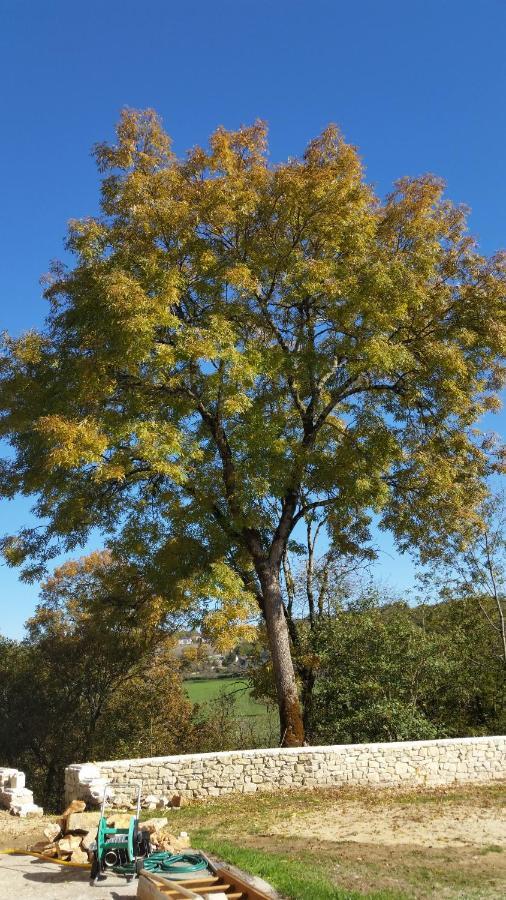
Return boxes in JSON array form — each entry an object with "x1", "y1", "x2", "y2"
[{"x1": 0, "y1": 852, "x2": 137, "y2": 899}]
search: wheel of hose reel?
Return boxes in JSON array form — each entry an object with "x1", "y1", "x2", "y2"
[{"x1": 132, "y1": 821, "x2": 150, "y2": 859}]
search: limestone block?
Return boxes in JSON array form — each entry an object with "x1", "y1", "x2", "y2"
[
  {"x1": 43, "y1": 822, "x2": 62, "y2": 842},
  {"x1": 142, "y1": 817, "x2": 168, "y2": 833},
  {"x1": 29, "y1": 841, "x2": 58, "y2": 857},
  {"x1": 1, "y1": 787, "x2": 33, "y2": 804},
  {"x1": 10, "y1": 802, "x2": 43, "y2": 817},
  {"x1": 58, "y1": 835, "x2": 82, "y2": 856},
  {"x1": 72, "y1": 847, "x2": 90, "y2": 864},
  {"x1": 9, "y1": 771, "x2": 26, "y2": 790},
  {"x1": 66, "y1": 812, "x2": 99, "y2": 834},
  {"x1": 81, "y1": 830, "x2": 98, "y2": 852}
]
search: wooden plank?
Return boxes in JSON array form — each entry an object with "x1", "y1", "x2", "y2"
[
  {"x1": 137, "y1": 871, "x2": 204, "y2": 899},
  {"x1": 191, "y1": 887, "x2": 231, "y2": 894},
  {"x1": 214, "y1": 866, "x2": 273, "y2": 900},
  {"x1": 137, "y1": 861, "x2": 274, "y2": 900}
]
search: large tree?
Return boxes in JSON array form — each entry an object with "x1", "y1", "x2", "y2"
[{"x1": 1, "y1": 110, "x2": 504, "y2": 744}]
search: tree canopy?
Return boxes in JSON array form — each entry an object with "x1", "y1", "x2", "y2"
[{"x1": 1, "y1": 109, "x2": 505, "y2": 742}]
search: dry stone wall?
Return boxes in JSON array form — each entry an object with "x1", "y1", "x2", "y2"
[{"x1": 65, "y1": 736, "x2": 505, "y2": 806}]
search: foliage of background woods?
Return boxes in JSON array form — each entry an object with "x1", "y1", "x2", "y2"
[
  {"x1": 0, "y1": 552, "x2": 270, "y2": 810},
  {"x1": 1, "y1": 108, "x2": 505, "y2": 742}
]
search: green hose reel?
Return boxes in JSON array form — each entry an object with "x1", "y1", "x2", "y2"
[
  {"x1": 90, "y1": 784, "x2": 150, "y2": 883},
  {"x1": 89, "y1": 782, "x2": 209, "y2": 885}
]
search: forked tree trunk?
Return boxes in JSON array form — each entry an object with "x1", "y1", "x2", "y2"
[{"x1": 259, "y1": 565, "x2": 305, "y2": 746}]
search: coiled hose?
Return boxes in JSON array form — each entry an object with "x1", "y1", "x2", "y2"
[{"x1": 113, "y1": 850, "x2": 208, "y2": 877}]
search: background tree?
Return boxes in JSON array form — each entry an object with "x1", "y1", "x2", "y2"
[
  {"x1": 0, "y1": 551, "x2": 195, "y2": 808},
  {"x1": 312, "y1": 591, "x2": 506, "y2": 743},
  {"x1": 250, "y1": 582, "x2": 506, "y2": 745},
  {"x1": 279, "y1": 513, "x2": 374, "y2": 735},
  {"x1": 1, "y1": 109, "x2": 505, "y2": 744},
  {"x1": 425, "y1": 491, "x2": 506, "y2": 666}
]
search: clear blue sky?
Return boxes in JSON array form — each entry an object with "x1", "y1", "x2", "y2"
[{"x1": 1, "y1": 0, "x2": 505, "y2": 636}]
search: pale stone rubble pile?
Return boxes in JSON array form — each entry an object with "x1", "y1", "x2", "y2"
[
  {"x1": 29, "y1": 798, "x2": 190, "y2": 863},
  {"x1": 30, "y1": 800, "x2": 92, "y2": 864},
  {"x1": 0, "y1": 767, "x2": 43, "y2": 817},
  {"x1": 65, "y1": 736, "x2": 506, "y2": 805}
]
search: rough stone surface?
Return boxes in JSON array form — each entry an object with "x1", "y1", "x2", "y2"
[
  {"x1": 65, "y1": 812, "x2": 94, "y2": 834},
  {"x1": 66, "y1": 764, "x2": 113, "y2": 807},
  {"x1": 10, "y1": 802, "x2": 44, "y2": 817},
  {"x1": 71, "y1": 847, "x2": 90, "y2": 865},
  {"x1": 28, "y1": 840, "x2": 58, "y2": 857},
  {"x1": 62, "y1": 800, "x2": 86, "y2": 817},
  {"x1": 142, "y1": 816, "x2": 168, "y2": 833},
  {"x1": 0, "y1": 768, "x2": 42, "y2": 816},
  {"x1": 64, "y1": 736, "x2": 506, "y2": 806},
  {"x1": 57, "y1": 835, "x2": 82, "y2": 855},
  {"x1": 43, "y1": 822, "x2": 62, "y2": 842}
]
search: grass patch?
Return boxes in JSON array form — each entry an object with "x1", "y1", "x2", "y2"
[{"x1": 196, "y1": 837, "x2": 404, "y2": 900}]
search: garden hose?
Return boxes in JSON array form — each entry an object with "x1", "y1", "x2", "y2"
[
  {"x1": 0, "y1": 848, "x2": 91, "y2": 869},
  {"x1": 1, "y1": 847, "x2": 208, "y2": 879},
  {"x1": 112, "y1": 850, "x2": 208, "y2": 877}
]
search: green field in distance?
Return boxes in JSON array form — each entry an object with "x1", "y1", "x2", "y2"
[
  {"x1": 184, "y1": 676, "x2": 266, "y2": 715},
  {"x1": 184, "y1": 676, "x2": 278, "y2": 745}
]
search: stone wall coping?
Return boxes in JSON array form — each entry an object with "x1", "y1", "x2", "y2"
[{"x1": 68, "y1": 734, "x2": 506, "y2": 769}]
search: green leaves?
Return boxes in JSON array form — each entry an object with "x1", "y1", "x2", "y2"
[
  {"x1": 0, "y1": 106, "x2": 504, "y2": 596},
  {"x1": 310, "y1": 593, "x2": 506, "y2": 744}
]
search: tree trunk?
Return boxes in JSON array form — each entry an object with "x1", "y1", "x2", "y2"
[{"x1": 259, "y1": 565, "x2": 305, "y2": 746}]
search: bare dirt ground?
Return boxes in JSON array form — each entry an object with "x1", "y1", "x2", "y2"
[
  {"x1": 0, "y1": 809, "x2": 54, "y2": 850},
  {"x1": 181, "y1": 782, "x2": 506, "y2": 897},
  {"x1": 269, "y1": 792, "x2": 506, "y2": 848}
]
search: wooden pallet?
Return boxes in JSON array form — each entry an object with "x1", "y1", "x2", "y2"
[{"x1": 137, "y1": 859, "x2": 274, "y2": 900}]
